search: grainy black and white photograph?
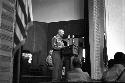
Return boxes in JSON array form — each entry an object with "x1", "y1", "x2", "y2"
[{"x1": 0, "y1": 0, "x2": 125, "y2": 83}]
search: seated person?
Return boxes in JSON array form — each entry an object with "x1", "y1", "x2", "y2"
[
  {"x1": 46, "y1": 50, "x2": 54, "y2": 69},
  {"x1": 46, "y1": 50, "x2": 54, "y2": 77},
  {"x1": 102, "y1": 52, "x2": 125, "y2": 82},
  {"x1": 108, "y1": 59, "x2": 114, "y2": 69},
  {"x1": 81, "y1": 57, "x2": 87, "y2": 72},
  {"x1": 67, "y1": 57, "x2": 91, "y2": 82}
]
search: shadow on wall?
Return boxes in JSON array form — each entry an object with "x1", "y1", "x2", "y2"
[
  {"x1": 32, "y1": 0, "x2": 85, "y2": 22},
  {"x1": 23, "y1": 21, "x2": 48, "y2": 75}
]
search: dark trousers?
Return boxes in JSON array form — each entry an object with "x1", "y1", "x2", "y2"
[{"x1": 52, "y1": 51, "x2": 62, "y2": 82}]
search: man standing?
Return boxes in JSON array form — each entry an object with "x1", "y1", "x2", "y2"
[{"x1": 51, "y1": 29, "x2": 65, "y2": 82}]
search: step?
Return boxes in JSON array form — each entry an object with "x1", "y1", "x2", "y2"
[{"x1": 21, "y1": 75, "x2": 52, "y2": 83}]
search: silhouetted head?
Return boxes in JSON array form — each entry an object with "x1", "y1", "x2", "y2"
[
  {"x1": 108, "y1": 59, "x2": 114, "y2": 68},
  {"x1": 72, "y1": 57, "x2": 82, "y2": 68},
  {"x1": 114, "y1": 52, "x2": 125, "y2": 64}
]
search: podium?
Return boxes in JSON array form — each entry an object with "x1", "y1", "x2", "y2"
[
  {"x1": 61, "y1": 45, "x2": 78, "y2": 56},
  {"x1": 61, "y1": 44, "x2": 78, "y2": 80}
]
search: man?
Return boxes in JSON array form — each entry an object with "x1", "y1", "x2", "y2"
[
  {"x1": 67, "y1": 57, "x2": 91, "y2": 82},
  {"x1": 102, "y1": 52, "x2": 125, "y2": 82},
  {"x1": 51, "y1": 29, "x2": 65, "y2": 82}
]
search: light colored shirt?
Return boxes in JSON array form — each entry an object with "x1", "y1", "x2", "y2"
[
  {"x1": 103, "y1": 64, "x2": 125, "y2": 82},
  {"x1": 52, "y1": 34, "x2": 64, "y2": 50},
  {"x1": 67, "y1": 68, "x2": 91, "y2": 82}
]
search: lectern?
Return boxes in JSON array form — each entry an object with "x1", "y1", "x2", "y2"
[
  {"x1": 61, "y1": 45, "x2": 78, "y2": 56},
  {"x1": 61, "y1": 38, "x2": 79, "y2": 80}
]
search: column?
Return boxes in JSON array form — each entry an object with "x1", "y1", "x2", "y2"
[{"x1": 89, "y1": 0, "x2": 105, "y2": 80}]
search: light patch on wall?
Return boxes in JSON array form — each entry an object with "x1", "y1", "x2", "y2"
[
  {"x1": 32, "y1": 0, "x2": 84, "y2": 22},
  {"x1": 106, "y1": 0, "x2": 125, "y2": 60},
  {"x1": 82, "y1": 49, "x2": 85, "y2": 58}
]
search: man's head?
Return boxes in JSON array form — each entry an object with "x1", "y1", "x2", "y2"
[
  {"x1": 114, "y1": 52, "x2": 125, "y2": 64},
  {"x1": 58, "y1": 29, "x2": 64, "y2": 37},
  {"x1": 72, "y1": 57, "x2": 82, "y2": 68},
  {"x1": 108, "y1": 59, "x2": 114, "y2": 68}
]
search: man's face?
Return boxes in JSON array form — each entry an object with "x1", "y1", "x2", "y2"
[{"x1": 58, "y1": 30, "x2": 64, "y2": 37}]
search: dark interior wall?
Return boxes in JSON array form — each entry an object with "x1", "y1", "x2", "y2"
[{"x1": 23, "y1": 22, "x2": 48, "y2": 69}]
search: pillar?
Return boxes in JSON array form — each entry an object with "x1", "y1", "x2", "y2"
[{"x1": 89, "y1": 0, "x2": 105, "y2": 80}]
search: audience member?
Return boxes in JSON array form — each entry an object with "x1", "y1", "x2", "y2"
[
  {"x1": 102, "y1": 52, "x2": 125, "y2": 82},
  {"x1": 67, "y1": 57, "x2": 91, "y2": 82},
  {"x1": 108, "y1": 59, "x2": 114, "y2": 69},
  {"x1": 46, "y1": 50, "x2": 53, "y2": 68},
  {"x1": 46, "y1": 50, "x2": 54, "y2": 77},
  {"x1": 81, "y1": 57, "x2": 87, "y2": 72}
]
